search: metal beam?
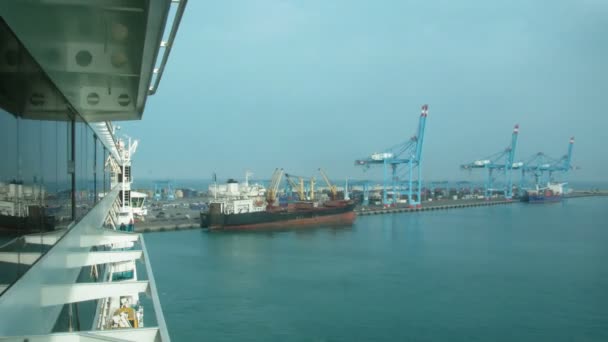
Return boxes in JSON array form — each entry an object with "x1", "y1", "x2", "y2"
[
  {"x1": 80, "y1": 230, "x2": 139, "y2": 248},
  {"x1": 41, "y1": 281, "x2": 149, "y2": 306},
  {"x1": 0, "y1": 188, "x2": 119, "y2": 336},
  {"x1": 141, "y1": 235, "x2": 171, "y2": 342},
  {"x1": 0, "y1": 252, "x2": 41, "y2": 265},
  {"x1": 24, "y1": 229, "x2": 68, "y2": 246},
  {"x1": 0, "y1": 327, "x2": 160, "y2": 342},
  {"x1": 148, "y1": 0, "x2": 188, "y2": 95},
  {"x1": 65, "y1": 250, "x2": 143, "y2": 268}
]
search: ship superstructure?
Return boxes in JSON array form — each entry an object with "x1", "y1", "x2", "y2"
[
  {"x1": 92, "y1": 135, "x2": 150, "y2": 333},
  {"x1": 0, "y1": 1, "x2": 186, "y2": 340},
  {"x1": 108, "y1": 137, "x2": 140, "y2": 231},
  {"x1": 208, "y1": 171, "x2": 267, "y2": 199}
]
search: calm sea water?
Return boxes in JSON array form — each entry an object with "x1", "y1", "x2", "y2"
[{"x1": 145, "y1": 197, "x2": 608, "y2": 341}]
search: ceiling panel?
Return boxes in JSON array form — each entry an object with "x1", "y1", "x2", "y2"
[{"x1": 0, "y1": 0, "x2": 175, "y2": 122}]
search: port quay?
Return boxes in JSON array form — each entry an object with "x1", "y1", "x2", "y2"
[
  {"x1": 1, "y1": 1, "x2": 607, "y2": 341},
  {"x1": 132, "y1": 189, "x2": 607, "y2": 233}
]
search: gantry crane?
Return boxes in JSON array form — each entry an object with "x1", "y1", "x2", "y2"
[
  {"x1": 355, "y1": 104, "x2": 428, "y2": 207},
  {"x1": 520, "y1": 137, "x2": 575, "y2": 192},
  {"x1": 265, "y1": 168, "x2": 284, "y2": 207},
  {"x1": 461, "y1": 124, "x2": 520, "y2": 200},
  {"x1": 347, "y1": 180, "x2": 372, "y2": 206},
  {"x1": 153, "y1": 180, "x2": 175, "y2": 201},
  {"x1": 318, "y1": 168, "x2": 338, "y2": 200}
]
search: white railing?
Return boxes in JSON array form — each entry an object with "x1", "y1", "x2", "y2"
[{"x1": 148, "y1": 0, "x2": 189, "y2": 95}]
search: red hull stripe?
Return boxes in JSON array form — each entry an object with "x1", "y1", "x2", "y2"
[{"x1": 211, "y1": 212, "x2": 357, "y2": 230}]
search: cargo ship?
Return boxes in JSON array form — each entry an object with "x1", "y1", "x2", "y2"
[
  {"x1": 201, "y1": 168, "x2": 356, "y2": 230},
  {"x1": 521, "y1": 183, "x2": 565, "y2": 203},
  {"x1": 201, "y1": 199, "x2": 356, "y2": 230}
]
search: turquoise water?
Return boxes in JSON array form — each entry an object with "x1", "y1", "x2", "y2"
[{"x1": 146, "y1": 197, "x2": 608, "y2": 341}]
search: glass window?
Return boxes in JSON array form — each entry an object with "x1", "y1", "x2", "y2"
[
  {"x1": 75, "y1": 122, "x2": 99, "y2": 219},
  {"x1": 0, "y1": 17, "x2": 107, "y2": 291}
]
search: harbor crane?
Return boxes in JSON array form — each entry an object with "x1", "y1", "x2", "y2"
[
  {"x1": 347, "y1": 180, "x2": 372, "y2": 206},
  {"x1": 355, "y1": 104, "x2": 428, "y2": 207},
  {"x1": 266, "y1": 168, "x2": 284, "y2": 207},
  {"x1": 318, "y1": 168, "x2": 338, "y2": 200},
  {"x1": 153, "y1": 180, "x2": 175, "y2": 201},
  {"x1": 520, "y1": 137, "x2": 574, "y2": 192},
  {"x1": 461, "y1": 124, "x2": 520, "y2": 200},
  {"x1": 285, "y1": 173, "x2": 306, "y2": 201}
]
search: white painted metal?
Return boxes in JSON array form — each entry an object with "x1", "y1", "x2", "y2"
[
  {"x1": 80, "y1": 230, "x2": 139, "y2": 248},
  {"x1": 65, "y1": 251, "x2": 143, "y2": 268},
  {"x1": 0, "y1": 252, "x2": 41, "y2": 265},
  {"x1": 140, "y1": 236, "x2": 170, "y2": 342},
  {"x1": 148, "y1": 0, "x2": 189, "y2": 95},
  {"x1": 0, "y1": 327, "x2": 160, "y2": 342},
  {"x1": 0, "y1": 187, "x2": 119, "y2": 336},
  {"x1": 90, "y1": 122, "x2": 122, "y2": 164},
  {"x1": 41, "y1": 281, "x2": 149, "y2": 306},
  {"x1": 24, "y1": 229, "x2": 68, "y2": 245},
  {"x1": 371, "y1": 152, "x2": 394, "y2": 161}
]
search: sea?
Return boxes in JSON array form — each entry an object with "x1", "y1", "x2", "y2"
[{"x1": 145, "y1": 196, "x2": 608, "y2": 341}]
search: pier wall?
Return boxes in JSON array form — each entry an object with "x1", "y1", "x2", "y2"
[{"x1": 136, "y1": 191, "x2": 608, "y2": 232}]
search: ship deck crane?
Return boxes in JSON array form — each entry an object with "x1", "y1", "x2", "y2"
[
  {"x1": 266, "y1": 168, "x2": 284, "y2": 207},
  {"x1": 461, "y1": 124, "x2": 520, "y2": 200},
  {"x1": 285, "y1": 173, "x2": 306, "y2": 201},
  {"x1": 318, "y1": 168, "x2": 338, "y2": 200},
  {"x1": 355, "y1": 104, "x2": 428, "y2": 207}
]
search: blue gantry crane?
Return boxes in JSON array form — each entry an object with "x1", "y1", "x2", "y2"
[
  {"x1": 355, "y1": 104, "x2": 428, "y2": 207},
  {"x1": 461, "y1": 124, "x2": 520, "y2": 200},
  {"x1": 347, "y1": 180, "x2": 373, "y2": 206},
  {"x1": 154, "y1": 180, "x2": 175, "y2": 201},
  {"x1": 554, "y1": 137, "x2": 575, "y2": 180},
  {"x1": 520, "y1": 137, "x2": 575, "y2": 192}
]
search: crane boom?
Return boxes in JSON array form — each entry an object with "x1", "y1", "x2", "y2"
[
  {"x1": 284, "y1": 174, "x2": 298, "y2": 188},
  {"x1": 266, "y1": 168, "x2": 284, "y2": 206},
  {"x1": 414, "y1": 104, "x2": 428, "y2": 162},
  {"x1": 564, "y1": 137, "x2": 574, "y2": 171},
  {"x1": 318, "y1": 168, "x2": 337, "y2": 199},
  {"x1": 285, "y1": 173, "x2": 305, "y2": 200}
]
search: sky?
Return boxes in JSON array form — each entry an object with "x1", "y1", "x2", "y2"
[{"x1": 123, "y1": 0, "x2": 608, "y2": 183}]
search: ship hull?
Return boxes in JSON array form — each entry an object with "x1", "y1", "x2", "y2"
[
  {"x1": 521, "y1": 194, "x2": 562, "y2": 203},
  {"x1": 202, "y1": 202, "x2": 356, "y2": 230}
]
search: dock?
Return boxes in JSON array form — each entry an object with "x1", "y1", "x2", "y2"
[
  {"x1": 135, "y1": 190, "x2": 608, "y2": 232},
  {"x1": 356, "y1": 190, "x2": 608, "y2": 216},
  {"x1": 356, "y1": 198, "x2": 514, "y2": 216}
]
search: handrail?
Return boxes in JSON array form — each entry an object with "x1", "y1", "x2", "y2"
[
  {"x1": 141, "y1": 235, "x2": 171, "y2": 342},
  {"x1": 0, "y1": 187, "x2": 120, "y2": 335},
  {"x1": 148, "y1": 0, "x2": 188, "y2": 95}
]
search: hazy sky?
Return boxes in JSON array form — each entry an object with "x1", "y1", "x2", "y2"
[{"x1": 123, "y1": 0, "x2": 608, "y2": 183}]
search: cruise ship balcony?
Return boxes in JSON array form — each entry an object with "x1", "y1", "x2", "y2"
[{"x1": 0, "y1": 1, "x2": 186, "y2": 341}]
